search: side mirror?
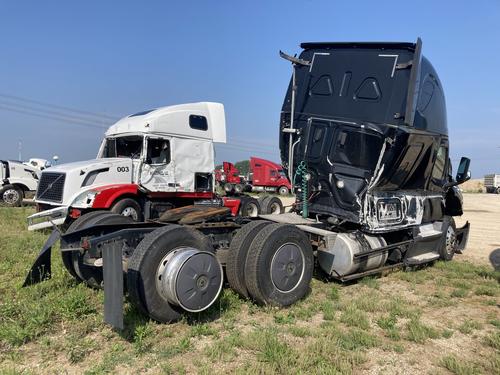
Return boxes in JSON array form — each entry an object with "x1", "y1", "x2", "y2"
[{"x1": 455, "y1": 157, "x2": 471, "y2": 184}]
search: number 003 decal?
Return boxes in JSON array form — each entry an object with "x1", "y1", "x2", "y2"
[{"x1": 117, "y1": 167, "x2": 130, "y2": 172}]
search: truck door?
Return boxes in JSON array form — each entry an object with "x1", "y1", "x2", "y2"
[{"x1": 140, "y1": 137, "x2": 176, "y2": 192}]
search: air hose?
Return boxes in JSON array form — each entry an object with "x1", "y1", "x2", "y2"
[{"x1": 294, "y1": 161, "x2": 309, "y2": 218}]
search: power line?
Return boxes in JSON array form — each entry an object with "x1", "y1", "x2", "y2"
[
  {"x1": 0, "y1": 100, "x2": 113, "y2": 127},
  {"x1": 0, "y1": 104, "x2": 108, "y2": 130},
  {"x1": 0, "y1": 93, "x2": 119, "y2": 120}
]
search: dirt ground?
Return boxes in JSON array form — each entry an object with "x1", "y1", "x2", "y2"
[
  {"x1": 0, "y1": 194, "x2": 498, "y2": 374},
  {"x1": 454, "y1": 193, "x2": 499, "y2": 266}
]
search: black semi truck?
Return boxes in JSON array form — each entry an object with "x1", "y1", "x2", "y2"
[{"x1": 25, "y1": 39, "x2": 470, "y2": 329}]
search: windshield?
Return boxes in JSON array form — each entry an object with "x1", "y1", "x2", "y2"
[
  {"x1": 279, "y1": 169, "x2": 287, "y2": 178},
  {"x1": 101, "y1": 136, "x2": 143, "y2": 159}
]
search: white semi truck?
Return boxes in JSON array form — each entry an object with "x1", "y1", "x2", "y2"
[
  {"x1": 484, "y1": 174, "x2": 500, "y2": 194},
  {"x1": 0, "y1": 158, "x2": 50, "y2": 206},
  {"x1": 27, "y1": 102, "x2": 265, "y2": 231}
]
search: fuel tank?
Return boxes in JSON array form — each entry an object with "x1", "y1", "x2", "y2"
[{"x1": 317, "y1": 233, "x2": 387, "y2": 277}]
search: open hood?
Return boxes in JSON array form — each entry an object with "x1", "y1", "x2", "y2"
[{"x1": 280, "y1": 39, "x2": 450, "y2": 228}]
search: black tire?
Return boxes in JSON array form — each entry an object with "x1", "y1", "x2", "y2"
[
  {"x1": 239, "y1": 197, "x2": 260, "y2": 218},
  {"x1": 127, "y1": 225, "x2": 213, "y2": 323},
  {"x1": 257, "y1": 196, "x2": 268, "y2": 213},
  {"x1": 260, "y1": 196, "x2": 284, "y2": 215},
  {"x1": 245, "y1": 223, "x2": 314, "y2": 306},
  {"x1": 0, "y1": 184, "x2": 23, "y2": 207},
  {"x1": 111, "y1": 198, "x2": 143, "y2": 221},
  {"x1": 439, "y1": 217, "x2": 457, "y2": 261},
  {"x1": 62, "y1": 210, "x2": 111, "y2": 280},
  {"x1": 226, "y1": 220, "x2": 271, "y2": 298},
  {"x1": 278, "y1": 186, "x2": 289, "y2": 196},
  {"x1": 234, "y1": 184, "x2": 243, "y2": 194},
  {"x1": 71, "y1": 212, "x2": 133, "y2": 288},
  {"x1": 496, "y1": 187, "x2": 500, "y2": 195}
]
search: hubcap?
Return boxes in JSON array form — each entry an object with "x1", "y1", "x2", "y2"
[
  {"x1": 270, "y1": 243, "x2": 305, "y2": 293},
  {"x1": 156, "y1": 247, "x2": 223, "y2": 312},
  {"x1": 2, "y1": 189, "x2": 19, "y2": 205},
  {"x1": 121, "y1": 207, "x2": 138, "y2": 221}
]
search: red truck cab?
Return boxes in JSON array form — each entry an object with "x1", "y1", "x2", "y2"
[{"x1": 249, "y1": 157, "x2": 291, "y2": 195}]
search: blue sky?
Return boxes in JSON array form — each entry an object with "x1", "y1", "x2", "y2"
[{"x1": 0, "y1": 1, "x2": 499, "y2": 177}]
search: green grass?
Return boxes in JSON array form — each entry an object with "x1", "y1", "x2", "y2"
[
  {"x1": 405, "y1": 318, "x2": 440, "y2": 343},
  {"x1": 0, "y1": 207, "x2": 499, "y2": 374},
  {"x1": 457, "y1": 320, "x2": 483, "y2": 335},
  {"x1": 439, "y1": 355, "x2": 479, "y2": 375}
]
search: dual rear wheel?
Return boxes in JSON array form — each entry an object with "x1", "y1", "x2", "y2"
[{"x1": 227, "y1": 222, "x2": 313, "y2": 306}]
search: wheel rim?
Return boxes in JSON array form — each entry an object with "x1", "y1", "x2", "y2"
[
  {"x1": 121, "y1": 207, "x2": 139, "y2": 221},
  {"x1": 2, "y1": 189, "x2": 19, "y2": 205},
  {"x1": 246, "y1": 202, "x2": 259, "y2": 217},
  {"x1": 156, "y1": 247, "x2": 223, "y2": 312},
  {"x1": 270, "y1": 243, "x2": 305, "y2": 293},
  {"x1": 279, "y1": 187, "x2": 288, "y2": 195},
  {"x1": 445, "y1": 225, "x2": 457, "y2": 256},
  {"x1": 270, "y1": 202, "x2": 281, "y2": 215}
]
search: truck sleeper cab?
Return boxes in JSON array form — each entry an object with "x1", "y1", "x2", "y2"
[
  {"x1": 27, "y1": 102, "x2": 234, "y2": 231},
  {"x1": 24, "y1": 39, "x2": 471, "y2": 329}
]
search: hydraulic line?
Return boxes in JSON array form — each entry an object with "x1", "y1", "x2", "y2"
[{"x1": 294, "y1": 161, "x2": 309, "y2": 218}]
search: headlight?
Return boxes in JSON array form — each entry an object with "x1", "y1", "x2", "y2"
[{"x1": 72, "y1": 190, "x2": 99, "y2": 208}]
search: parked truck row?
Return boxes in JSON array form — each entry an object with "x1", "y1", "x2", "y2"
[
  {"x1": 484, "y1": 174, "x2": 500, "y2": 194},
  {"x1": 24, "y1": 39, "x2": 471, "y2": 330},
  {"x1": 215, "y1": 157, "x2": 291, "y2": 195},
  {"x1": 0, "y1": 158, "x2": 50, "y2": 206},
  {"x1": 25, "y1": 103, "x2": 284, "y2": 232}
]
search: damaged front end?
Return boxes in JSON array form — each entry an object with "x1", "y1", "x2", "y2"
[{"x1": 280, "y1": 39, "x2": 470, "y2": 241}]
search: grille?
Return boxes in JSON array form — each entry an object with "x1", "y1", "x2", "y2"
[{"x1": 36, "y1": 172, "x2": 66, "y2": 203}]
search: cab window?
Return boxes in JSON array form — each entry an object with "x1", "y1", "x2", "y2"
[
  {"x1": 102, "y1": 136, "x2": 143, "y2": 159},
  {"x1": 146, "y1": 139, "x2": 171, "y2": 165},
  {"x1": 431, "y1": 145, "x2": 447, "y2": 180}
]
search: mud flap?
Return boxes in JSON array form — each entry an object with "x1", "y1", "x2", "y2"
[
  {"x1": 455, "y1": 221, "x2": 470, "y2": 253},
  {"x1": 22, "y1": 229, "x2": 61, "y2": 287},
  {"x1": 102, "y1": 240, "x2": 124, "y2": 330}
]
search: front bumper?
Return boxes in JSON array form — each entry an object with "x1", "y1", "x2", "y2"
[{"x1": 27, "y1": 206, "x2": 68, "y2": 231}]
